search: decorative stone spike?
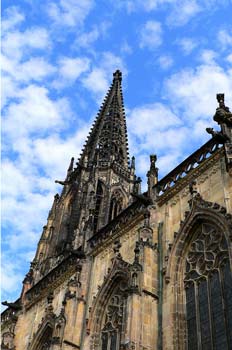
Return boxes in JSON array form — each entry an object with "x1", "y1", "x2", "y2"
[{"x1": 147, "y1": 154, "x2": 158, "y2": 199}]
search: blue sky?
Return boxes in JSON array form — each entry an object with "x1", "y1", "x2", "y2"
[{"x1": 2, "y1": 0, "x2": 232, "y2": 306}]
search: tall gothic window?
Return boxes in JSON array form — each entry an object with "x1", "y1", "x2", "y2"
[
  {"x1": 100, "y1": 281, "x2": 126, "y2": 350},
  {"x1": 184, "y1": 222, "x2": 232, "y2": 350},
  {"x1": 109, "y1": 191, "x2": 123, "y2": 222},
  {"x1": 31, "y1": 325, "x2": 53, "y2": 350},
  {"x1": 93, "y1": 181, "x2": 103, "y2": 232}
]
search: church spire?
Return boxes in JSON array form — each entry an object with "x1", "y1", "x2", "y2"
[
  {"x1": 79, "y1": 70, "x2": 129, "y2": 168},
  {"x1": 29, "y1": 70, "x2": 137, "y2": 280}
]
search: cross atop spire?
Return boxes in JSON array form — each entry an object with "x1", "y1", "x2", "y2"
[{"x1": 79, "y1": 70, "x2": 129, "y2": 169}]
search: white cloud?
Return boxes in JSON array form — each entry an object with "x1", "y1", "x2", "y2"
[
  {"x1": 158, "y1": 55, "x2": 173, "y2": 69},
  {"x1": 121, "y1": 41, "x2": 133, "y2": 55},
  {"x1": 167, "y1": 0, "x2": 201, "y2": 27},
  {"x1": 200, "y1": 49, "x2": 217, "y2": 65},
  {"x1": 53, "y1": 56, "x2": 90, "y2": 88},
  {"x1": 3, "y1": 84, "x2": 72, "y2": 139},
  {"x1": 82, "y1": 52, "x2": 127, "y2": 98},
  {"x1": 101, "y1": 52, "x2": 127, "y2": 75},
  {"x1": 58, "y1": 57, "x2": 90, "y2": 80},
  {"x1": 139, "y1": 20, "x2": 163, "y2": 49},
  {"x1": 1, "y1": 258, "x2": 24, "y2": 295},
  {"x1": 114, "y1": 0, "x2": 173, "y2": 13},
  {"x1": 177, "y1": 37, "x2": 198, "y2": 55},
  {"x1": 2, "y1": 6, "x2": 25, "y2": 32},
  {"x1": 82, "y1": 68, "x2": 109, "y2": 96},
  {"x1": 1, "y1": 75, "x2": 18, "y2": 109},
  {"x1": 128, "y1": 103, "x2": 181, "y2": 134},
  {"x1": 78, "y1": 28, "x2": 99, "y2": 47},
  {"x1": 47, "y1": 0, "x2": 94, "y2": 27},
  {"x1": 32, "y1": 128, "x2": 89, "y2": 178},
  {"x1": 2, "y1": 27, "x2": 51, "y2": 61},
  {"x1": 226, "y1": 53, "x2": 232, "y2": 63},
  {"x1": 2, "y1": 55, "x2": 56, "y2": 83},
  {"x1": 165, "y1": 63, "x2": 232, "y2": 119},
  {"x1": 218, "y1": 29, "x2": 232, "y2": 49},
  {"x1": 2, "y1": 161, "x2": 32, "y2": 198},
  {"x1": 76, "y1": 22, "x2": 110, "y2": 49},
  {"x1": 127, "y1": 103, "x2": 188, "y2": 177}
]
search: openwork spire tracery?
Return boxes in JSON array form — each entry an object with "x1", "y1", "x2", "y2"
[{"x1": 79, "y1": 70, "x2": 129, "y2": 169}]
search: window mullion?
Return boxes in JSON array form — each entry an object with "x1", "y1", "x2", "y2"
[
  {"x1": 195, "y1": 281, "x2": 202, "y2": 350},
  {"x1": 206, "y1": 275, "x2": 214, "y2": 349},
  {"x1": 219, "y1": 265, "x2": 230, "y2": 349}
]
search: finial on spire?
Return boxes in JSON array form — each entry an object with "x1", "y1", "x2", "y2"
[{"x1": 113, "y1": 69, "x2": 122, "y2": 82}]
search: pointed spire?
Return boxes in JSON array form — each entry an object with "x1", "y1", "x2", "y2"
[
  {"x1": 79, "y1": 70, "x2": 129, "y2": 169},
  {"x1": 67, "y1": 157, "x2": 74, "y2": 174}
]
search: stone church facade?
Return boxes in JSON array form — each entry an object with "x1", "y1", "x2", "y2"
[{"x1": 2, "y1": 71, "x2": 232, "y2": 350}]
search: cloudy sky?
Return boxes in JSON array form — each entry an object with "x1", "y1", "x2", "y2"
[{"x1": 2, "y1": 0, "x2": 232, "y2": 306}]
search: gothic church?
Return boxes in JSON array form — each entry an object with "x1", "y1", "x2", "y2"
[{"x1": 2, "y1": 70, "x2": 232, "y2": 350}]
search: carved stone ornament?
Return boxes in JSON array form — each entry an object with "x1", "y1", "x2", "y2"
[
  {"x1": 138, "y1": 210, "x2": 153, "y2": 242},
  {"x1": 1, "y1": 331, "x2": 15, "y2": 350},
  {"x1": 28, "y1": 308, "x2": 66, "y2": 350},
  {"x1": 87, "y1": 254, "x2": 142, "y2": 349}
]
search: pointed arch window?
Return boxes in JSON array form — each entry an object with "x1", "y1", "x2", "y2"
[
  {"x1": 29, "y1": 324, "x2": 53, "y2": 350},
  {"x1": 93, "y1": 181, "x2": 104, "y2": 232},
  {"x1": 38, "y1": 326, "x2": 53, "y2": 350},
  {"x1": 184, "y1": 222, "x2": 232, "y2": 350},
  {"x1": 100, "y1": 281, "x2": 126, "y2": 350},
  {"x1": 109, "y1": 191, "x2": 123, "y2": 222}
]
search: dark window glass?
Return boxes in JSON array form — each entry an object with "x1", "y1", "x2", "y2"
[
  {"x1": 198, "y1": 279, "x2": 211, "y2": 350},
  {"x1": 110, "y1": 332, "x2": 117, "y2": 350},
  {"x1": 186, "y1": 283, "x2": 198, "y2": 350},
  {"x1": 210, "y1": 272, "x2": 227, "y2": 349},
  {"x1": 221, "y1": 261, "x2": 232, "y2": 348},
  {"x1": 102, "y1": 333, "x2": 108, "y2": 350}
]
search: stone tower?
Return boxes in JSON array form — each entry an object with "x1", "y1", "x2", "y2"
[
  {"x1": 26, "y1": 70, "x2": 139, "y2": 288},
  {"x1": 2, "y1": 73, "x2": 232, "y2": 350}
]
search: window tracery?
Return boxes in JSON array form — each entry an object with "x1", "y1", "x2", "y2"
[
  {"x1": 100, "y1": 280, "x2": 127, "y2": 350},
  {"x1": 184, "y1": 222, "x2": 232, "y2": 350},
  {"x1": 109, "y1": 191, "x2": 123, "y2": 222}
]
